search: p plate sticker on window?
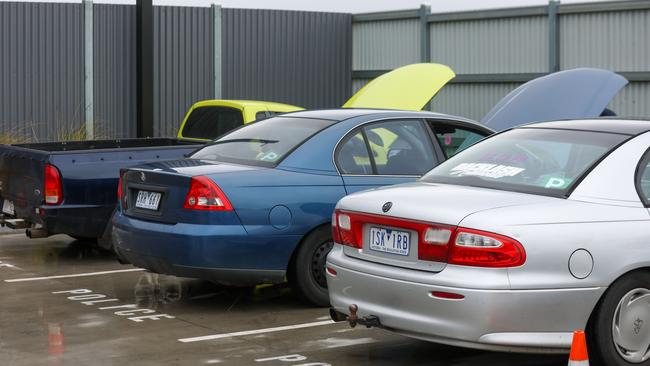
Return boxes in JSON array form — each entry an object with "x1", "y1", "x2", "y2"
[
  {"x1": 543, "y1": 176, "x2": 571, "y2": 189},
  {"x1": 259, "y1": 152, "x2": 278, "y2": 161},
  {"x1": 450, "y1": 163, "x2": 525, "y2": 179}
]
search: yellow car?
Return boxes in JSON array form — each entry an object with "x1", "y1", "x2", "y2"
[
  {"x1": 178, "y1": 63, "x2": 456, "y2": 158},
  {"x1": 177, "y1": 100, "x2": 303, "y2": 142}
]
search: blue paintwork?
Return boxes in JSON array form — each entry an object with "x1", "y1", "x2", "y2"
[
  {"x1": 482, "y1": 68, "x2": 628, "y2": 131},
  {"x1": 112, "y1": 110, "x2": 476, "y2": 282}
]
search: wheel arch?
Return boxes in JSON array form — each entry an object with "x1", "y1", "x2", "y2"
[
  {"x1": 586, "y1": 266, "x2": 650, "y2": 331},
  {"x1": 286, "y1": 221, "x2": 331, "y2": 275}
]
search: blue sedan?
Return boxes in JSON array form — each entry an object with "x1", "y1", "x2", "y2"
[
  {"x1": 113, "y1": 109, "x2": 493, "y2": 305},
  {"x1": 112, "y1": 68, "x2": 627, "y2": 306}
]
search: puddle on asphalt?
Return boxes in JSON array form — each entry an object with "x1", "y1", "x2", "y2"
[{"x1": 131, "y1": 272, "x2": 295, "y2": 311}]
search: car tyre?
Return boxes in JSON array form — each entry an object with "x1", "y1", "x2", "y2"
[
  {"x1": 588, "y1": 271, "x2": 650, "y2": 366},
  {"x1": 289, "y1": 226, "x2": 333, "y2": 307}
]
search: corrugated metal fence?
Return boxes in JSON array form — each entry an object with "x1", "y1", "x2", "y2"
[
  {"x1": 2, "y1": 1, "x2": 649, "y2": 141},
  {"x1": 222, "y1": 9, "x2": 351, "y2": 110},
  {"x1": 0, "y1": 2, "x2": 84, "y2": 142},
  {"x1": 0, "y1": 2, "x2": 352, "y2": 141},
  {"x1": 352, "y1": 0, "x2": 650, "y2": 121}
]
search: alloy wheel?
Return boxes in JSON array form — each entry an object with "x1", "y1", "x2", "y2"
[{"x1": 612, "y1": 288, "x2": 650, "y2": 363}]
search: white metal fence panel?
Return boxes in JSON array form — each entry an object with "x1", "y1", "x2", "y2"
[
  {"x1": 560, "y1": 10, "x2": 650, "y2": 71},
  {"x1": 429, "y1": 16, "x2": 548, "y2": 74},
  {"x1": 353, "y1": 19, "x2": 420, "y2": 70}
]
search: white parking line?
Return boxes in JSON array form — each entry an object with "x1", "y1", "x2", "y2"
[
  {"x1": 178, "y1": 320, "x2": 336, "y2": 343},
  {"x1": 4, "y1": 268, "x2": 145, "y2": 282}
]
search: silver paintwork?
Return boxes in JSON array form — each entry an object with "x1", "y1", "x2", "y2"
[{"x1": 327, "y1": 122, "x2": 650, "y2": 353}]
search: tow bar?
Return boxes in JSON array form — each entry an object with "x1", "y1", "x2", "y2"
[{"x1": 329, "y1": 304, "x2": 381, "y2": 328}]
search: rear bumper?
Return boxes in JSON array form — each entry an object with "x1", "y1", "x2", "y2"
[
  {"x1": 326, "y1": 246, "x2": 605, "y2": 353},
  {"x1": 0, "y1": 201, "x2": 113, "y2": 238},
  {"x1": 118, "y1": 250, "x2": 285, "y2": 285},
  {"x1": 112, "y1": 212, "x2": 300, "y2": 285}
]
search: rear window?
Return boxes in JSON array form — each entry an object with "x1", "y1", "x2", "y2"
[
  {"x1": 421, "y1": 128, "x2": 628, "y2": 197},
  {"x1": 190, "y1": 117, "x2": 335, "y2": 167},
  {"x1": 181, "y1": 106, "x2": 244, "y2": 140}
]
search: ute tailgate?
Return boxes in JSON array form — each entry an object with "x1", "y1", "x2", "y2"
[{"x1": 0, "y1": 145, "x2": 49, "y2": 221}]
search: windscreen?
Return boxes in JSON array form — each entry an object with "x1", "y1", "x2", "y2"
[
  {"x1": 190, "y1": 117, "x2": 335, "y2": 167},
  {"x1": 181, "y1": 106, "x2": 244, "y2": 140},
  {"x1": 421, "y1": 128, "x2": 628, "y2": 197}
]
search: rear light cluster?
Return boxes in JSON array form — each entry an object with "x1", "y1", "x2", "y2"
[
  {"x1": 183, "y1": 176, "x2": 233, "y2": 211},
  {"x1": 117, "y1": 170, "x2": 127, "y2": 209},
  {"x1": 44, "y1": 164, "x2": 63, "y2": 205},
  {"x1": 332, "y1": 209, "x2": 526, "y2": 268}
]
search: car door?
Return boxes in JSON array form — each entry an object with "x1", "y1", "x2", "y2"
[{"x1": 336, "y1": 119, "x2": 440, "y2": 194}]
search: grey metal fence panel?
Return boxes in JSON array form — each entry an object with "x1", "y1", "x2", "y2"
[
  {"x1": 94, "y1": 4, "x2": 136, "y2": 139},
  {"x1": 222, "y1": 9, "x2": 352, "y2": 109},
  {"x1": 609, "y1": 82, "x2": 650, "y2": 118},
  {"x1": 353, "y1": 19, "x2": 419, "y2": 70},
  {"x1": 560, "y1": 10, "x2": 650, "y2": 71},
  {"x1": 0, "y1": 2, "x2": 84, "y2": 142},
  {"x1": 153, "y1": 6, "x2": 214, "y2": 137},
  {"x1": 429, "y1": 16, "x2": 548, "y2": 74},
  {"x1": 429, "y1": 83, "x2": 522, "y2": 121}
]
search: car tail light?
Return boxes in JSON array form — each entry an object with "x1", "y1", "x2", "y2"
[
  {"x1": 332, "y1": 209, "x2": 525, "y2": 268},
  {"x1": 331, "y1": 210, "x2": 361, "y2": 248},
  {"x1": 419, "y1": 226, "x2": 454, "y2": 262},
  {"x1": 331, "y1": 212, "x2": 341, "y2": 243},
  {"x1": 44, "y1": 164, "x2": 63, "y2": 205},
  {"x1": 117, "y1": 170, "x2": 127, "y2": 209},
  {"x1": 183, "y1": 176, "x2": 233, "y2": 211},
  {"x1": 448, "y1": 228, "x2": 526, "y2": 268}
]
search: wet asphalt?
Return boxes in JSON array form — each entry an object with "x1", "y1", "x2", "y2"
[{"x1": 0, "y1": 233, "x2": 568, "y2": 366}]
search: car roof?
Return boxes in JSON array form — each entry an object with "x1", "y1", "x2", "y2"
[
  {"x1": 522, "y1": 118, "x2": 650, "y2": 136},
  {"x1": 283, "y1": 108, "x2": 481, "y2": 125},
  {"x1": 193, "y1": 99, "x2": 302, "y2": 110}
]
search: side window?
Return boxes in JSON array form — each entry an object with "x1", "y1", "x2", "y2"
[
  {"x1": 255, "y1": 111, "x2": 283, "y2": 122},
  {"x1": 255, "y1": 111, "x2": 269, "y2": 121},
  {"x1": 432, "y1": 122, "x2": 488, "y2": 158},
  {"x1": 181, "y1": 106, "x2": 244, "y2": 140},
  {"x1": 364, "y1": 120, "x2": 437, "y2": 176},
  {"x1": 337, "y1": 132, "x2": 372, "y2": 175},
  {"x1": 636, "y1": 151, "x2": 650, "y2": 205}
]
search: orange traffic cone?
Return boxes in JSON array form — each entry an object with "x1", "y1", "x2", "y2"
[{"x1": 568, "y1": 330, "x2": 589, "y2": 365}]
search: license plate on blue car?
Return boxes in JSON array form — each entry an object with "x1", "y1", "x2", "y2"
[
  {"x1": 369, "y1": 226, "x2": 410, "y2": 256},
  {"x1": 135, "y1": 190, "x2": 162, "y2": 210}
]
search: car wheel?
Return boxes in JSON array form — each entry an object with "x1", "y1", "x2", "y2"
[
  {"x1": 289, "y1": 226, "x2": 334, "y2": 307},
  {"x1": 589, "y1": 271, "x2": 650, "y2": 366}
]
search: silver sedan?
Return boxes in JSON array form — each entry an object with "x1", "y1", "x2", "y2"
[{"x1": 326, "y1": 119, "x2": 650, "y2": 366}]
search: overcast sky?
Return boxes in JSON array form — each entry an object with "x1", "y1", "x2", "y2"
[{"x1": 3, "y1": 0, "x2": 623, "y2": 13}]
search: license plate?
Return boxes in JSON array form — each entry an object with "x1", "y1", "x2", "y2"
[
  {"x1": 2, "y1": 199, "x2": 14, "y2": 216},
  {"x1": 369, "y1": 226, "x2": 410, "y2": 256},
  {"x1": 135, "y1": 191, "x2": 162, "y2": 210}
]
